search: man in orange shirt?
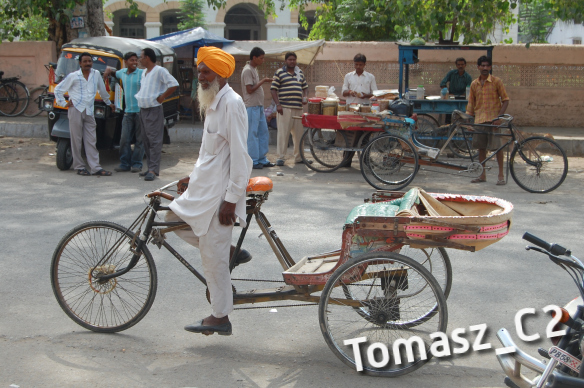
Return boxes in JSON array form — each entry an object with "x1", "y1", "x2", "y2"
[{"x1": 466, "y1": 55, "x2": 510, "y2": 185}]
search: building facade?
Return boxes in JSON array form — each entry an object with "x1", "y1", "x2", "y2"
[{"x1": 103, "y1": 0, "x2": 317, "y2": 40}]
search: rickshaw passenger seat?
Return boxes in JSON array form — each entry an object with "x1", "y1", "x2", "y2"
[{"x1": 246, "y1": 176, "x2": 273, "y2": 196}]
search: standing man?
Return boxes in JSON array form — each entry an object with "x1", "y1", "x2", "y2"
[
  {"x1": 54, "y1": 52, "x2": 115, "y2": 177},
  {"x1": 104, "y1": 52, "x2": 145, "y2": 173},
  {"x1": 466, "y1": 55, "x2": 510, "y2": 185},
  {"x1": 164, "y1": 46, "x2": 252, "y2": 336},
  {"x1": 440, "y1": 57, "x2": 473, "y2": 123},
  {"x1": 341, "y1": 53, "x2": 378, "y2": 166},
  {"x1": 342, "y1": 53, "x2": 378, "y2": 104},
  {"x1": 241, "y1": 47, "x2": 275, "y2": 170},
  {"x1": 270, "y1": 52, "x2": 308, "y2": 166},
  {"x1": 135, "y1": 48, "x2": 179, "y2": 181}
]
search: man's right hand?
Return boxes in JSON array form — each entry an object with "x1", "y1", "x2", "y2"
[
  {"x1": 177, "y1": 176, "x2": 190, "y2": 195},
  {"x1": 66, "y1": 100, "x2": 74, "y2": 108},
  {"x1": 276, "y1": 104, "x2": 283, "y2": 115}
]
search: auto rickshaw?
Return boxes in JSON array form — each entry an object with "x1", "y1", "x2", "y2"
[{"x1": 40, "y1": 36, "x2": 180, "y2": 170}]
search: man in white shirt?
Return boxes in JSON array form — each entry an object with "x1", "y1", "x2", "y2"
[
  {"x1": 54, "y1": 52, "x2": 115, "y2": 176},
  {"x1": 134, "y1": 48, "x2": 179, "y2": 181},
  {"x1": 164, "y1": 46, "x2": 253, "y2": 336},
  {"x1": 342, "y1": 53, "x2": 378, "y2": 105}
]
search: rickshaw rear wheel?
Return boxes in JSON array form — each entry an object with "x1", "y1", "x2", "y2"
[
  {"x1": 56, "y1": 138, "x2": 73, "y2": 170},
  {"x1": 319, "y1": 252, "x2": 447, "y2": 377},
  {"x1": 360, "y1": 134, "x2": 419, "y2": 191}
]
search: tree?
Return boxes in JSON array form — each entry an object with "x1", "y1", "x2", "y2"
[
  {"x1": 178, "y1": 0, "x2": 206, "y2": 30},
  {"x1": 519, "y1": 0, "x2": 555, "y2": 43},
  {"x1": 2, "y1": 0, "x2": 104, "y2": 52}
]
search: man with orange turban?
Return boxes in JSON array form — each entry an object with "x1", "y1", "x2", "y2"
[{"x1": 165, "y1": 46, "x2": 253, "y2": 336}]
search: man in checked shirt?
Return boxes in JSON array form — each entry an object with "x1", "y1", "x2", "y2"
[{"x1": 466, "y1": 56, "x2": 510, "y2": 185}]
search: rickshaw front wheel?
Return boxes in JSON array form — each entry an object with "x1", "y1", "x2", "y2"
[{"x1": 319, "y1": 251, "x2": 447, "y2": 377}]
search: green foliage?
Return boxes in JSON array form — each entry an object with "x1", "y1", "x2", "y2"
[
  {"x1": 519, "y1": 0, "x2": 555, "y2": 43},
  {"x1": 178, "y1": 0, "x2": 206, "y2": 30},
  {"x1": 1, "y1": 0, "x2": 78, "y2": 40}
]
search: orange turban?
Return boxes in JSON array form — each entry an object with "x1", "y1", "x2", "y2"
[{"x1": 197, "y1": 46, "x2": 236, "y2": 79}]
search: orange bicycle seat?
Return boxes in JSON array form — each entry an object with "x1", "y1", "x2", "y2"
[{"x1": 246, "y1": 176, "x2": 273, "y2": 195}]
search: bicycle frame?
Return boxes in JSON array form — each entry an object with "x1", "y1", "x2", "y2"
[{"x1": 90, "y1": 187, "x2": 337, "y2": 307}]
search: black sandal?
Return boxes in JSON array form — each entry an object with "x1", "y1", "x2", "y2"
[
  {"x1": 92, "y1": 169, "x2": 112, "y2": 177},
  {"x1": 77, "y1": 168, "x2": 90, "y2": 176}
]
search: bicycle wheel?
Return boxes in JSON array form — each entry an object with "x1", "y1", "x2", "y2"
[
  {"x1": 23, "y1": 85, "x2": 48, "y2": 117},
  {"x1": 320, "y1": 252, "x2": 448, "y2": 377},
  {"x1": 413, "y1": 114, "x2": 440, "y2": 148},
  {"x1": 2, "y1": 80, "x2": 29, "y2": 116},
  {"x1": 398, "y1": 246, "x2": 452, "y2": 299},
  {"x1": 0, "y1": 83, "x2": 18, "y2": 116},
  {"x1": 510, "y1": 136, "x2": 568, "y2": 193},
  {"x1": 300, "y1": 128, "x2": 350, "y2": 172},
  {"x1": 51, "y1": 221, "x2": 158, "y2": 333},
  {"x1": 447, "y1": 124, "x2": 479, "y2": 159},
  {"x1": 360, "y1": 134, "x2": 419, "y2": 191}
]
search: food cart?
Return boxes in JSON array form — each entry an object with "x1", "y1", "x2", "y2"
[{"x1": 398, "y1": 43, "x2": 493, "y2": 116}]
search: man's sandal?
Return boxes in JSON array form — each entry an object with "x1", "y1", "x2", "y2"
[
  {"x1": 92, "y1": 169, "x2": 112, "y2": 177},
  {"x1": 496, "y1": 179, "x2": 506, "y2": 186},
  {"x1": 470, "y1": 178, "x2": 486, "y2": 183},
  {"x1": 77, "y1": 168, "x2": 90, "y2": 176}
]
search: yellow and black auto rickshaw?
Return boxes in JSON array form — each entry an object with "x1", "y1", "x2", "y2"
[{"x1": 41, "y1": 36, "x2": 180, "y2": 170}]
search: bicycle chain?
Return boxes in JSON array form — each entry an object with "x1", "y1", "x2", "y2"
[
  {"x1": 231, "y1": 278, "x2": 286, "y2": 283},
  {"x1": 230, "y1": 278, "x2": 314, "y2": 310},
  {"x1": 234, "y1": 303, "x2": 318, "y2": 311}
]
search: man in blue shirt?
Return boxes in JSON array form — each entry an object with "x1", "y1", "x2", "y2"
[{"x1": 105, "y1": 52, "x2": 145, "y2": 173}]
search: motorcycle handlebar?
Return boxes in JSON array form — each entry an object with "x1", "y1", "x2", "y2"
[
  {"x1": 546, "y1": 372, "x2": 584, "y2": 388},
  {"x1": 523, "y1": 232, "x2": 569, "y2": 256}
]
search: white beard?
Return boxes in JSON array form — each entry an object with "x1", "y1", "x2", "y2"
[{"x1": 197, "y1": 78, "x2": 221, "y2": 117}]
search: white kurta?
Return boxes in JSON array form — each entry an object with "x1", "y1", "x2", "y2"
[
  {"x1": 342, "y1": 70, "x2": 378, "y2": 105},
  {"x1": 169, "y1": 84, "x2": 252, "y2": 237}
]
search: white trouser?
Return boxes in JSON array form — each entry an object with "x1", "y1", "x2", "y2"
[{"x1": 165, "y1": 210, "x2": 233, "y2": 318}]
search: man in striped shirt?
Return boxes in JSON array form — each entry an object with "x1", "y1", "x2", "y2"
[
  {"x1": 270, "y1": 52, "x2": 308, "y2": 166},
  {"x1": 466, "y1": 55, "x2": 510, "y2": 185},
  {"x1": 105, "y1": 52, "x2": 145, "y2": 173}
]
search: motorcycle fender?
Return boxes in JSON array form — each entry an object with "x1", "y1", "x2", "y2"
[{"x1": 51, "y1": 117, "x2": 70, "y2": 139}]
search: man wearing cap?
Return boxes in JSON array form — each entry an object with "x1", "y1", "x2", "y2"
[{"x1": 164, "y1": 46, "x2": 253, "y2": 336}]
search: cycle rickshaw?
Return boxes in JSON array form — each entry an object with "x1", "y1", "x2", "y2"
[
  {"x1": 50, "y1": 177, "x2": 513, "y2": 376},
  {"x1": 300, "y1": 110, "x2": 568, "y2": 194}
]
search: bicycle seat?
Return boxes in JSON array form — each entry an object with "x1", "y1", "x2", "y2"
[
  {"x1": 452, "y1": 110, "x2": 473, "y2": 121},
  {"x1": 246, "y1": 176, "x2": 273, "y2": 195}
]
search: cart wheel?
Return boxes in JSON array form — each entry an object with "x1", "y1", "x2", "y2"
[
  {"x1": 300, "y1": 128, "x2": 351, "y2": 172},
  {"x1": 319, "y1": 252, "x2": 447, "y2": 377},
  {"x1": 447, "y1": 124, "x2": 479, "y2": 159},
  {"x1": 413, "y1": 114, "x2": 440, "y2": 148},
  {"x1": 398, "y1": 246, "x2": 452, "y2": 299},
  {"x1": 360, "y1": 134, "x2": 419, "y2": 191}
]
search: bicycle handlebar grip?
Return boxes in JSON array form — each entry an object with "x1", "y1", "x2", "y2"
[
  {"x1": 523, "y1": 232, "x2": 568, "y2": 256},
  {"x1": 523, "y1": 232, "x2": 553, "y2": 251}
]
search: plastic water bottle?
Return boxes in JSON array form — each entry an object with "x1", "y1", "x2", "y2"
[
  {"x1": 441, "y1": 87, "x2": 448, "y2": 99},
  {"x1": 417, "y1": 85, "x2": 425, "y2": 100},
  {"x1": 465, "y1": 86, "x2": 471, "y2": 100}
]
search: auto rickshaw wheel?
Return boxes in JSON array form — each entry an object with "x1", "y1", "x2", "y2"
[{"x1": 56, "y1": 138, "x2": 73, "y2": 170}]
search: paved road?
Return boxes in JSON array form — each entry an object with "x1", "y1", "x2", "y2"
[{"x1": 1, "y1": 137, "x2": 584, "y2": 387}]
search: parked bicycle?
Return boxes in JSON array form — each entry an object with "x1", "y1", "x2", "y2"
[
  {"x1": 0, "y1": 71, "x2": 30, "y2": 117},
  {"x1": 361, "y1": 111, "x2": 569, "y2": 194},
  {"x1": 497, "y1": 232, "x2": 584, "y2": 388}
]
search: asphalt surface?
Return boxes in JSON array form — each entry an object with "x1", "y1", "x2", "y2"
[{"x1": 1, "y1": 138, "x2": 584, "y2": 387}]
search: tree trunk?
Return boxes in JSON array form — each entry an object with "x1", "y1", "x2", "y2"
[
  {"x1": 48, "y1": 17, "x2": 76, "y2": 55},
  {"x1": 85, "y1": 0, "x2": 105, "y2": 37}
]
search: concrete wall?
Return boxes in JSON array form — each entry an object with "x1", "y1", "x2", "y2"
[
  {"x1": 0, "y1": 41, "x2": 57, "y2": 88},
  {"x1": 234, "y1": 42, "x2": 584, "y2": 127}
]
